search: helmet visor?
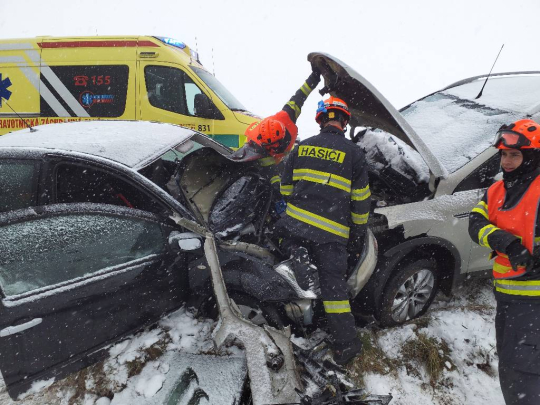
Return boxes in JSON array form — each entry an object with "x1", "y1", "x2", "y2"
[{"x1": 493, "y1": 130, "x2": 532, "y2": 149}]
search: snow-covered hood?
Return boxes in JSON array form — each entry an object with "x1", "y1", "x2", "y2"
[{"x1": 308, "y1": 52, "x2": 447, "y2": 179}]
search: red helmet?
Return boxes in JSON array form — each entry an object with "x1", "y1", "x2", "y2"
[
  {"x1": 244, "y1": 117, "x2": 291, "y2": 157},
  {"x1": 494, "y1": 119, "x2": 540, "y2": 150},
  {"x1": 315, "y1": 96, "x2": 351, "y2": 126}
]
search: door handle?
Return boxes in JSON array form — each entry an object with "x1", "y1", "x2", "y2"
[{"x1": 0, "y1": 318, "x2": 42, "y2": 337}]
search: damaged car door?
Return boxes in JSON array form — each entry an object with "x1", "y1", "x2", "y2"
[{"x1": 0, "y1": 204, "x2": 187, "y2": 399}]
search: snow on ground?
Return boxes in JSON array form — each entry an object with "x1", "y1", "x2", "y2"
[
  {"x1": 0, "y1": 279, "x2": 504, "y2": 405},
  {"x1": 361, "y1": 278, "x2": 503, "y2": 405}
]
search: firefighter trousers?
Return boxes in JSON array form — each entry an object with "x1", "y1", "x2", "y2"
[
  {"x1": 282, "y1": 239, "x2": 357, "y2": 346},
  {"x1": 496, "y1": 300, "x2": 540, "y2": 405}
]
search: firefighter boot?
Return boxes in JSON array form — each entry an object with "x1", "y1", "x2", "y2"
[{"x1": 332, "y1": 338, "x2": 362, "y2": 366}]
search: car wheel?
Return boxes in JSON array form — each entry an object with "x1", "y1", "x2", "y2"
[{"x1": 377, "y1": 259, "x2": 438, "y2": 327}]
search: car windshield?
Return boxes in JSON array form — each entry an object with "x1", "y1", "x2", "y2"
[
  {"x1": 190, "y1": 65, "x2": 247, "y2": 111},
  {"x1": 138, "y1": 134, "x2": 231, "y2": 195},
  {"x1": 401, "y1": 75, "x2": 540, "y2": 173}
]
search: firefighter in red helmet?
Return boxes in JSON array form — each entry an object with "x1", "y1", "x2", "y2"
[
  {"x1": 469, "y1": 119, "x2": 540, "y2": 404},
  {"x1": 273, "y1": 95, "x2": 371, "y2": 366},
  {"x1": 231, "y1": 65, "x2": 321, "y2": 190}
]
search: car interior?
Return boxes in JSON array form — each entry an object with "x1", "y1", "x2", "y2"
[{"x1": 55, "y1": 163, "x2": 164, "y2": 214}]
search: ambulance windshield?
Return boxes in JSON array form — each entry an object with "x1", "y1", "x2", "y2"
[{"x1": 190, "y1": 66, "x2": 247, "y2": 112}]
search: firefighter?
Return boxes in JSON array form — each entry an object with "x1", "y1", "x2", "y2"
[
  {"x1": 273, "y1": 96, "x2": 371, "y2": 365},
  {"x1": 468, "y1": 119, "x2": 540, "y2": 405},
  {"x1": 230, "y1": 66, "x2": 322, "y2": 197}
]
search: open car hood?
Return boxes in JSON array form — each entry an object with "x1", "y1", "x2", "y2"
[{"x1": 309, "y1": 52, "x2": 448, "y2": 179}]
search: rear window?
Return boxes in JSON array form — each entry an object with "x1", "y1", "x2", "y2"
[{"x1": 41, "y1": 65, "x2": 129, "y2": 118}]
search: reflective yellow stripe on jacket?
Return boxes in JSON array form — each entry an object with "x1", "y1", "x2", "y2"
[
  {"x1": 259, "y1": 157, "x2": 276, "y2": 167},
  {"x1": 286, "y1": 101, "x2": 301, "y2": 120},
  {"x1": 494, "y1": 279, "x2": 540, "y2": 296},
  {"x1": 292, "y1": 168, "x2": 351, "y2": 192},
  {"x1": 300, "y1": 81, "x2": 312, "y2": 97},
  {"x1": 351, "y1": 211, "x2": 369, "y2": 225},
  {"x1": 280, "y1": 184, "x2": 294, "y2": 196},
  {"x1": 270, "y1": 175, "x2": 280, "y2": 185},
  {"x1": 352, "y1": 185, "x2": 371, "y2": 201},
  {"x1": 286, "y1": 203, "x2": 350, "y2": 239},
  {"x1": 323, "y1": 300, "x2": 351, "y2": 314},
  {"x1": 478, "y1": 224, "x2": 499, "y2": 248},
  {"x1": 471, "y1": 200, "x2": 489, "y2": 220}
]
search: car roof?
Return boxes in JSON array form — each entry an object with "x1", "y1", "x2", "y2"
[{"x1": 0, "y1": 120, "x2": 195, "y2": 168}]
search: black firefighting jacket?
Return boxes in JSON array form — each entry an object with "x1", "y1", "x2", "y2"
[
  {"x1": 275, "y1": 125, "x2": 371, "y2": 245},
  {"x1": 469, "y1": 167, "x2": 540, "y2": 302},
  {"x1": 257, "y1": 71, "x2": 321, "y2": 189}
]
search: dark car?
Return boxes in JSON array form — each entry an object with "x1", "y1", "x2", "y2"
[{"x1": 0, "y1": 120, "x2": 255, "y2": 399}]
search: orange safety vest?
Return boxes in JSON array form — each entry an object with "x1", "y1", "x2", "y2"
[{"x1": 488, "y1": 176, "x2": 540, "y2": 279}]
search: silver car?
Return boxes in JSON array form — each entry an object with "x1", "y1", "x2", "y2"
[{"x1": 311, "y1": 53, "x2": 540, "y2": 326}]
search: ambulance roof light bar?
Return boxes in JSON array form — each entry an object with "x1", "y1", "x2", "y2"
[{"x1": 154, "y1": 36, "x2": 201, "y2": 64}]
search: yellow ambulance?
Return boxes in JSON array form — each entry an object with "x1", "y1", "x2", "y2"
[{"x1": 0, "y1": 36, "x2": 259, "y2": 148}]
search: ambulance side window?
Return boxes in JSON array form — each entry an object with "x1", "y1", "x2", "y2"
[
  {"x1": 41, "y1": 65, "x2": 129, "y2": 118},
  {"x1": 145, "y1": 66, "x2": 213, "y2": 118}
]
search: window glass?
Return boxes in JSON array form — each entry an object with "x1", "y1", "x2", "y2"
[
  {"x1": 190, "y1": 65, "x2": 247, "y2": 111},
  {"x1": 138, "y1": 140, "x2": 204, "y2": 193},
  {"x1": 0, "y1": 213, "x2": 164, "y2": 296},
  {"x1": 55, "y1": 164, "x2": 163, "y2": 214},
  {"x1": 145, "y1": 66, "x2": 210, "y2": 117},
  {"x1": 0, "y1": 160, "x2": 37, "y2": 212},
  {"x1": 185, "y1": 79, "x2": 203, "y2": 116},
  {"x1": 41, "y1": 65, "x2": 129, "y2": 118},
  {"x1": 454, "y1": 154, "x2": 501, "y2": 193}
]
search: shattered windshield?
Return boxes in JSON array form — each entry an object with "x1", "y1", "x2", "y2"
[
  {"x1": 138, "y1": 139, "x2": 204, "y2": 195},
  {"x1": 190, "y1": 66, "x2": 247, "y2": 111},
  {"x1": 401, "y1": 75, "x2": 540, "y2": 173}
]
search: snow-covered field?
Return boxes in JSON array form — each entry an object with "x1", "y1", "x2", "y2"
[{"x1": 0, "y1": 278, "x2": 503, "y2": 405}]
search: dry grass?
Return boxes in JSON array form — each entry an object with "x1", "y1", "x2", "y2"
[
  {"x1": 401, "y1": 332, "x2": 453, "y2": 386},
  {"x1": 347, "y1": 331, "x2": 399, "y2": 386},
  {"x1": 54, "y1": 360, "x2": 115, "y2": 405},
  {"x1": 126, "y1": 336, "x2": 171, "y2": 378},
  {"x1": 41, "y1": 335, "x2": 172, "y2": 404}
]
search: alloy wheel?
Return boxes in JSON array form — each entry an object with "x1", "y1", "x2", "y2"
[{"x1": 390, "y1": 269, "x2": 435, "y2": 323}]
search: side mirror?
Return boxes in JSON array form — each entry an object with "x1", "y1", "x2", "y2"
[
  {"x1": 194, "y1": 93, "x2": 222, "y2": 119},
  {"x1": 168, "y1": 231, "x2": 203, "y2": 252}
]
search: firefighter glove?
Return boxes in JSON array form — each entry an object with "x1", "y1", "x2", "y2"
[
  {"x1": 311, "y1": 61, "x2": 321, "y2": 76},
  {"x1": 506, "y1": 240, "x2": 534, "y2": 272}
]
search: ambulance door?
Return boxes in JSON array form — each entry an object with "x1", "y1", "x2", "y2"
[
  {"x1": 0, "y1": 42, "x2": 41, "y2": 135},
  {"x1": 137, "y1": 62, "x2": 222, "y2": 137}
]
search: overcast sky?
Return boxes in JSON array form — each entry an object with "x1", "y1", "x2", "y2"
[{"x1": 1, "y1": 0, "x2": 539, "y2": 137}]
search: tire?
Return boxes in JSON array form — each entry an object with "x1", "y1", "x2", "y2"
[{"x1": 377, "y1": 258, "x2": 438, "y2": 327}]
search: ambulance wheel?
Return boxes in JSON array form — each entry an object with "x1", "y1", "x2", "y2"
[{"x1": 377, "y1": 259, "x2": 438, "y2": 327}]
